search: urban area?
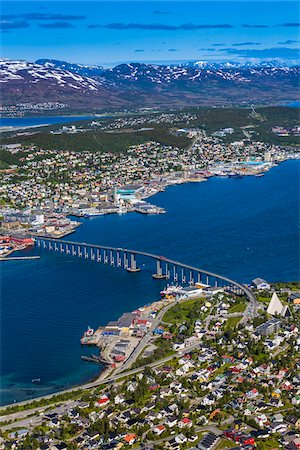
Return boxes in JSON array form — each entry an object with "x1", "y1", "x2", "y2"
[
  {"x1": 0, "y1": 279, "x2": 299, "y2": 450},
  {"x1": 0, "y1": 110, "x2": 299, "y2": 255}
]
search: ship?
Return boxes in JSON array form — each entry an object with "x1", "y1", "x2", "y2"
[
  {"x1": 80, "y1": 326, "x2": 95, "y2": 344},
  {"x1": 83, "y1": 209, "x2": 105, "y2": 217},
  {"x1": 160, "y1": 285, "x2": 183, "y2": 298},
  {"x1": 32, "y1": 378, "x2": 41, "y2": 384}
]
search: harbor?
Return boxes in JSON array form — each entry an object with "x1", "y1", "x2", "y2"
[{"x1": 79, "y1": 283, "x2": 212, "y2": 369}]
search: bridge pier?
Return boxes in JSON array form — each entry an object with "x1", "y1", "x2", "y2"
[
  {"x1": 124, "y1": 253, "x2": 128, "y2": 269},
  {"x1": 117, "y1": 251, "x2": 122, "y2": 267},
  {"x1": 173, "y1": 266, "x2": 178, "y2": 282},
  {"x1": 96, "y1": 249, "x2": 101, "y2": 262},
  {"x1": 127, "y1": 253, "x2": 140, "y2": 273},
  {"x1": 110, "y1": 250, "x2": 114, "y2": 266},
  {"x1": 165, "y1": 263, "x2": 170, "y2": 280},
  {"x1": 103, "y1": 250, "x2": 108, "y2": 264},
  {"x1": 152, "y1": 259, "x2": 167, "y2": 279}
]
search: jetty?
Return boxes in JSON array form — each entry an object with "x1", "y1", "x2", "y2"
[{"x1": 0, "y1": 256, "x2": 41, "y2": 261}]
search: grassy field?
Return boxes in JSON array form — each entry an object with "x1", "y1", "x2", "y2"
[
  {"x1": 256, "y1": 438, "x2": 281, "y2": 450},
  {"x1": 215, "y1": 438, "x2": 237, "y2": 450},
  {"x1": 225, "y1": 316, "x2": 242, "y2": 330},
  {"x1": 228, "y1": 301, "x2": 246, "y2": 314},
  {"x1": 162, "y1": 297, "x2": 204, "y2": 324}
]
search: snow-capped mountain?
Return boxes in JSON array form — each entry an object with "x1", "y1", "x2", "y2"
[
  {"x1": 1, "y1": 58, "x2": 299, "y2": 109},
  {"x1": 0, "y1": 59, "x2": 102, "y2": 90},
  {"x1": 35, "y1": 59, "x2": 105, "y2": 78}
]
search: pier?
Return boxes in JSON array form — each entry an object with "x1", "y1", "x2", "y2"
[
  {"x1": 0, "y1": 256, "x2": 41, "y2": 262},
  {"x1": 33, "y1": 237, "x2": 256, "y2": 305}
]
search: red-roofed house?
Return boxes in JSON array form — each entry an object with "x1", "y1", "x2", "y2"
[
  {"x1": 95, "y1": 395, "x2": 110, "y2": 407},
  {"x1": 178, "y1": 418, "x2": 192, "y2": 428},
  {"x1": 124, "y1": 433, "x2": 137, "y2": 445},
  {"x1": 153, "y1": 425, "x2": 166, "y2": 435}
]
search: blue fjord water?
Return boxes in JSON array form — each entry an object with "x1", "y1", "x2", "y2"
[
  {"x1": 0, "y1": 116, "x2": 97, "y2": 128},
  {"x1": 1, "y1": 160, "x2": 299, "y2": 405}
]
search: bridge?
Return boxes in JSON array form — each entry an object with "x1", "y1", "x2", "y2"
[{"x1": 34, "y1": 237, "x2": 256, "y2": 305}]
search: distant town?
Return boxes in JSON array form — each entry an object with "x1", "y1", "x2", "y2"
[{"x1": 0, "y1": 108, "x2": 299, "y2": 249}]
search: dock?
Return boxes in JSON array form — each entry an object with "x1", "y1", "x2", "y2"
[
  {"x1": 0, "y1": 256, "x2": 41, "y2": 261},
  {"x1": 81, "y1": 355, "x2": 110, "y2": 365}
]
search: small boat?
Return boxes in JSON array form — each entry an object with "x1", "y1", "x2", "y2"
[
  {"x1": 228, "y1": 173, "x2": 243, "y2": 178},
  {"x1": 32, "y1": 378, "x2": 41, "y2": 384}
]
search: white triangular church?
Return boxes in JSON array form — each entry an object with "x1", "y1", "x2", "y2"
[
  {"x1": 267, "y1": 292, "x2": 283, "y2": 315},
  {"x1": 267, "y1": 292, "x2": 290, "y2": 317}
]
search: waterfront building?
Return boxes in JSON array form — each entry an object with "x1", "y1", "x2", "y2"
[{"x1": 252, "y1": 278, "x2": 271, "y2": 290}]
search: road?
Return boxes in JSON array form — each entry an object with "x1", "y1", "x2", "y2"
[{"x1": 115, "y1": 298, "x2": 183, "y2": 373}]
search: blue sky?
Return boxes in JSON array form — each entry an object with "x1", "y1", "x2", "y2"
[{"x1": 1, "y1": 1, "x2": 299, "y2": 65}]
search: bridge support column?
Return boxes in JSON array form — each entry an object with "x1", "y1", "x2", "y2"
[
  {"x1": 197, "y1": 272, "x2": 201, "y2": 284},
  {"x1": 173, "y1": 266, "x2": 178, "y2": 282},
  {"x1": 104, "y1": 250, "x2": 108, "y2": 264},
  {"x1": 117, "y1": 251, "x2": 121, "y2": 267},
  {"x1": 165, "y1": 263, "x2": 170, "y2": 280},
  {"x1": 206, "y1": 275, "x2": 209, "y2": 286},
  {"x1": 91, "y1": 248, "x2": 95, "y2": 260},
  {"x1": 215, "y1": 279, "x2": 218, "y2": 288},
  {"x1": 189, "y1": 270, "x2": 194, "y2": 285},
  {"x1": 127, "y1": 253, "x2": 140, "y2": 272},
  {"x1": 152, "y1": 260, "x2": 166, "y2": 279},
  {"x1": 110, "y1": 250, "x2": 114, "y2": 266},
  {"x1": 124, "y1": 253, "x2": 128, "y2": 269},
  {"x1": 96, "y1": 249, "x2": 101, "y2": 262}
]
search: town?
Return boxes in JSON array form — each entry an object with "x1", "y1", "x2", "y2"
[
  {"x1": 0, "y1": 280, "x2": 299, "y2": 450},
  {"x1": 1, "y1": 109, "x2": 299, "y2": 243}
]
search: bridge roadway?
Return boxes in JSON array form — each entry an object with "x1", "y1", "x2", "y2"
[{"x1": 34, "y1": 237, "x2": 257, "y2": 307}]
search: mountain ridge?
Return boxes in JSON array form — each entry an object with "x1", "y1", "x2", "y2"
[{"x1": 1, "y1": 58, "x2": 299, "y2": 110}]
